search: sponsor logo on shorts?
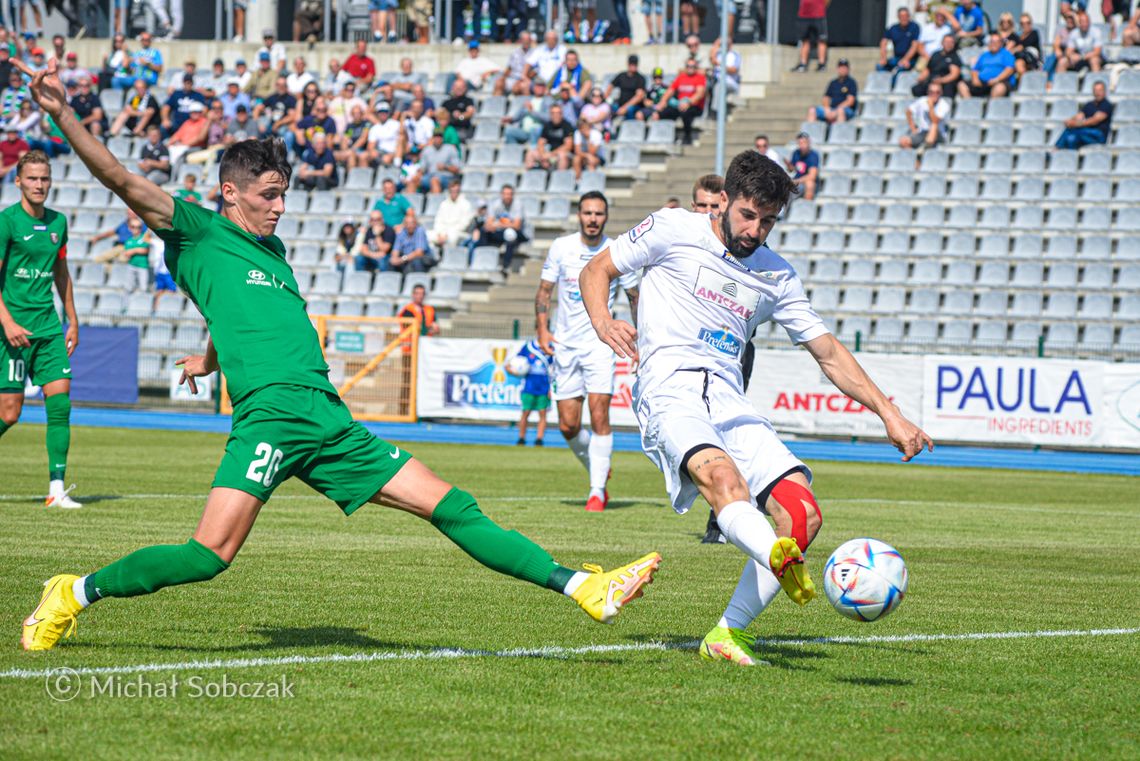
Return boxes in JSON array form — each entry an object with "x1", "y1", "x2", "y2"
[
  {"x1": 694, "y1": 267, "x2": 760, "y2": 319},
  {"x1": 246, "y1": 269, "x2": 272, "y2": 287},
  {"x1": 628, "y1": 215, "x2": 654, "y2": 242},
  {"x1": 698, "y1": 328, "x2": 742, "y2": 357}
]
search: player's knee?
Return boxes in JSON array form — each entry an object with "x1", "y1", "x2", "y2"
[
  {"x1": 559, "y1": 419, "x2": 580, "y2": 438},
  {"x1": 0, "y1": 408, "x2": 19, "y2": 427},
  {"x1": 704, "y1": 462, "x2": 750, "y2": 505}
]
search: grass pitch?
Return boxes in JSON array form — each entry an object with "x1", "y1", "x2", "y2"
[{"x1": 1, "y1": 424, "x2": 1137, "y2": 760}]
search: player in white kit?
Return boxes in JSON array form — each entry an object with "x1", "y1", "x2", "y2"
[
  {"x1": 579, "y1": 151, "x2": 933, "y2": 665},
  {"x1": 535, "y1": 191, "x2": 640, "y2": 512}
]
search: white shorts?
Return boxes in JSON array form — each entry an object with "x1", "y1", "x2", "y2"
[
  {"x1": 551, "y1": 344, "x2": 615, "y2": 401},
  {"x1": 633, "y1": 370, "x2": 810, "y2": 514}
]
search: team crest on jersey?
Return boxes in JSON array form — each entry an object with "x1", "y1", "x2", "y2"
[
  {"x1": 50, "y1": 232, "x2": 58, "y2": 244},
  {"x1": 628, "y1": 215, "x2": 654, "y2": 242}
]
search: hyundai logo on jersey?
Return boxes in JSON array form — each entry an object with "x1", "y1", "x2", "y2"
[{"x1": 698, "y1": 328, "x2": 742, "y2": 357}]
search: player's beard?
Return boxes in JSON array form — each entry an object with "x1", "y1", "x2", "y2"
[
  {"x1": 580, "y1": 222, "x2": 605, "y2": 248},
  {"x1": 720, "y1": 213, "x2": 760, "y2": 259}
]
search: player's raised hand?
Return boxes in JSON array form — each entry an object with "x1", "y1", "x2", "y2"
[
  {"x1": 3, "y1": 320, "x2": 32, "y2": 348},
  {"x1": 175, "y1": 354, "x2": 217, "y2": 395},
  {"x1": 885, "y1": 415, "x2": 934, "y2": 462},
  {"x1": 595, "y1": 318, "x2": 638, "y2": 361},
  {"x1": 9, "y1": 56, "x2": 66, "y2": 118},
  {"x1": 64, "y1": 323, "x2": 79, "y2": 357}
]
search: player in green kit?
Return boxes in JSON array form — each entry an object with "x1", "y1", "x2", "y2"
[
  {"x1": 18, "y1": 58, "x2": 660, "y2": 652},
  {"x1": 0, "y1": 150, "x2": 82, "y2": 509}
]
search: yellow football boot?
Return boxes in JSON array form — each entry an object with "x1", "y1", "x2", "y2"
[
  {"x1": 571, "y1": 552, "x2": 661, "y2": 624},
  {"x1": 21, "y1": 574, "x2": 83, "y2": 651},
  {"x1": 700, "y1": 626, "x2": 766, "y2": 666},
  {"x1": 769, "y1": 537, "x2": 815, "y2": 606}
]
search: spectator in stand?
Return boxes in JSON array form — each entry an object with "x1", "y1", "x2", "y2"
[
  {"x1": 878, "y1": 7, "x2": 921, "y2": 72},
  {"x1": 122, "y1": 217, "x2": 151, "y2": 294},
  {"x1": 4, "y1": 100, "x2": 39, "y2": 135},
  {"x1": 1057, "y1": 11, "x2": 1103, "y2": 73},
  {"x1": 679, "y1": 2, "x2": 700, "y2": 37},
  {"x1": 1124, "y1": 5, "x2": 1140, "y2": 47},
  {"x1": 101, "y1": 34, "x2": 129, "y2": 89},
  {"x1": 136, "y1": 124, "x2": 171, "y2": 183},
  {"x1": 953, "y1": 0, "x2": 986, "y2": 46},
  {"x1": 636, "y1": 66, "x2": 669, "y2": 121},
  {"x1": 183, "y1": 101, "x2": 228, "y2": 167},
  {"x1": 31, "y1": 113, "x2": 69, "y2": 160},
  {"x1": 58, "y1": 52, "x2": 92, "y2": 89},
  {"x1": 336, "y1": 104, "x2": 371, "y2": 168},
  {"x1": 433, "y1": 106, "x2": 462, "y2": 151},
  {"x1": 1055, "y1": 81, "x2": 1113, "y2": 149},
  {"x1": 254, "y1": 76, "x2": 297, "y2": 143},
  {"x1": 1008, "y1": 13, "x2": 1041, "y2": 76},
  {"x1": 391, "y1": 210, "x2": 435, "y2": 273},
  {"x1": 455, "y1": 40, "x2": 502, "y2": 91},
  {"x1": 525, "y1": 30, "x2": 566, "y2": 87},
  {"x1": 111, "y1": 79, "x2": 160, "y2": 137},
  {"x1": 152, "y1": 237, "x2": 176, "y2": 312},
  {"x1": 0, "y1": 125, "x2": 27, "y2": 180},
  {"x1": 233, "y1": 58, "x2": 251, "y2": 91},
  {"x1": 286, "y1": 56, "x2": 316, "y2": 96},
  {"x1": 508, "y1": 340, "x2": 551, "y2": 447},
  {"x1": 430, "y1": 180, "x2": 474, "y2": 251},
  {"x1": 354, "y1": 210, "x2": 396, "y2": 271},
  {"x1": 473, "y1": 184, "x2": 527, "y2": 274},
  {"x1": 579, "y1": 88, "x2": 612, "y2": 136},
  {"x1": 899, "y1": 80, "x2": 949, "y2": 156},
  {"x1": 708, "y1": 38, "x2": 742, "y2": 100},
  {"x1": 0, "y1": 44, "x2": 13, "y2": 88},
  {"x1": 419, "y1": 128, "x2": 461, "y2": 194},
  {"x1": 605, "y1": 55, "x2": 646, "y2": 122},
  {"x1": 691, "y1": 174, "x2": 722, "y2": 214},
  {"x1": 161, "y1": 74, "x2": 208, "y2": 138},
  {"x1": 51, "y1": 34, "x2": 65, "y2": 61},
  {"x1": 787, "y1": 131, "x2": 820, "y2": 201},
  {"x1": 664, "y1": 196, "x2": 680, "y2": 208},
  {"x1": 571, "y1": 117, "x2": 604, "y2": 179},
  {"x1": 258, "y1": 29, "x2": 288, "y2": 72},
  {"x1": 365, "y1": 102, "x2": 402, "y2": 167},
  {"x1": 126, "y1": 32, "x2": 163, "y2": 88},
  {"x1": 1046, "y1": 14, "x2": 1078, "y2": 77},
  {"x1": 26, "y1": 46, "x2": 47, "y2": 75},
  {"x1": 408, "y1": 0, "x2": 433, "y2": 43},
  {"x1": 791, "y1": 0, "x2": 829, "y2": 72},
  {"x1": 295, "y1": 131, "x2": 338, "y2": 190},
  {"x1": 293, "y1": 0, "x2": 324, "y2": 42},
  {"x1": 248, "y1": 51, "x2": 277, "y2": 102},
  {"x1": 565, "y1": 0, "x2": 600, "y2": 44},
  {"x1": 807, "y1": 57, "x2": 857, "y2": 124},
  {"x1": 642, "y1": 0, "x2": 664, "y2": 44},
  {"x1": 165, "y1": 59, "x2": 197, "y2": 96},
  {"x1": 165, "y1": 101, "x2": 209, "y2": 165},
  {"x1": 996, "y1": 12, "x2": 1017, "y2": 46},
  {"x1": 495, "y1": 31, "x2": 534, "y2": 96},
  {"x1": 294, "y1": 82, "x2": 321, "y2": 123},
  {"x1": 343, "y1": 39, "x2": 376, "y2": 91},
  {"x1": 329, "y1": 80, "x2": 366, "y2": 134},
  {"x1": 91, "y1": 209, "x2": 147, "y2": 269},
  {"x1": 293, "y1": 97, "x2": 337, "y2": 152},
  {"x1": 912, "y1": 33, "x2": 962, "y2": 97},
  {"x1": 502, "y1": 79, "x2": 550, "y2": 143},
  {"x1": 441, "y1": 78, "x2": 476, "y2": 141},
  {"x1": 754, "y1": 134, "x2": 782, "y2": 165},
  {"x1": 525, "y1": 103, "x2": 573, "y2": 170},
  {"x1": 401, "y1": 98, "x2": 436, "y2": 153},
  {"x1": 323, "y1": 58, "x2": 354, "y2": 95},
  {"x1": 376, "y1": 58, "x2": 420, "y2": 112},
  {"x1": 916, "y1": 8, "x2": 954, "y2": 65},
  {"x1": 200, "y1": 59, "x2": 228, "y2": 99},
  {"x1": 370, "y1": 0, "x2": 398, "y2": 43},
  {"x1": 373, "y1": 178, "x2": 413, "y2": 228},
  {"x1": 958, "y1": 33, "x2": 1017, "y2": 99},
  {"x1": 1, "y1": 68, "x2": 29, "y2": 120},
  {"x1": 552, "y1": 81, "x2": 581, "y2": 125},
  {"x1": 550, "y1": 49, "x2": 592, "y2": 101},
  {"x1": 652, "y1": 57, "x2": 706, "y2": 145},
  {"x1": 334, "y1": 221, "x2": 358, "y2": 272},
  {"x1": 69, "y1": 78, "x2": 106, "y2": 137},
  {"x1": 218, "y1": 78, "x2": 251, "y2": 121},
  {"x1": 223, "y1": 104, "x2": 257, "y2": 144},
  {"x1": 398, "y1": 284, "x2": 440, "y2": 336}
]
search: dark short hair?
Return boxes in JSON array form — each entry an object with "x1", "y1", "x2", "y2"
[
  {"x1": 723, "y1": 149, "x2": 794, "y2": 210},
  {"x1": 692, "y1": 174, "x2": 723, "y2": 202},
  {"x1": 579, "y1": 190, "x2": 608, "y2": 213},
  {"x1": 218, "y1": 137, "x2": 292, "y2": 189},
  {"x1": 754, "y1": 133, "x2": 769, "y2": 142},
  {"x1": 501, "y1": 183, "x2": 514, "y2": 192}
]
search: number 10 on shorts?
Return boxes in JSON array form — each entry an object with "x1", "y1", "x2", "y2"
[{"x1": 246, "y1": 442, "x2": 284, "y2": 487}]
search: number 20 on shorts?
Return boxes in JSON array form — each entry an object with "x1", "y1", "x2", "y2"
[{"x1": 246, "y1": 442, "x2": 284, "y2": 487}]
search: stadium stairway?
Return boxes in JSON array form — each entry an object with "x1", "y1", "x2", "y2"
[{"x1": 444, "y1": 47, "x2": 876, "y2": 337}]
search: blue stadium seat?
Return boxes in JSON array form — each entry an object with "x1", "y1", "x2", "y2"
[
  {"x1": 979, "y1": 206, "x2": 1009, "y2": 229},
  {"x1": 1080, "y1": 235, "x2": 1112, "y2": 259},
  {"x1": 978, "y1": 234, "x2": 1009, "y2": 258},
  {"x1": 952, "y1": 150, "x2": 981, "y2": 172},
  {"x1": 879, "y1": 230, "x2": 909, "y2": 254},
  {"x1": 942, "y1": 320, "x2": 972, "y2": 342},
  {"x1": 1018, "y1": 71, "x2": 1047, "y2": 94},
  {"x1": 547, "y1": 170, "x2": 575, "y2": 194},
  {"x1": 1012, "y1": 234, "x2": 1044, "y2": 258},
  {"x1": 876, "y1": 287, "x2": 905, "y2": 312},
  {"x1": 541, "y1": 197, "x2": 571, "y2": 219},
  {"x1": 846, "y1": 261, "x2": 875, "y2": 283},
  {"x1": 946, "y1": 261, "x2": 975, "y2": 285},
  {"x1": 465, "y1": 145, "x2": 495, "y2": 167},
  {"x1": 942, "y1": 290, "x2": 973, "y2": 315},
  {"x1": 984, "y1": 151, "x2": 1013, "y2": 173}
]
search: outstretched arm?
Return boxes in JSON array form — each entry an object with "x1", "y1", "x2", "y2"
[
  {"x1": 803, "y1": 333, "x2": 933, "y2": 461},
  {"x1": 581, "y1": 249, "x2": 637, "y2": 360},
  {"x1": 13, "y1": 57, "x2": 174, "y2": 231}
]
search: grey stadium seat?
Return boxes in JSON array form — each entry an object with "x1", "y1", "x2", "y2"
[
  {"x1": 810, "y1": 285, "x2": 839, "y2": 311},
  {"x1": 841, "y1": 286, "x2": 873, "y2": 311},
  {"x1": 908, "y1": 319, "x2": 938, "y2": 341},
  {"x1": 1047, "y1": 263, "x2": 1078, "y2": 288},
  {"x1": 1049, "y1": 292, "x2": 1078, "y2": 317},
  {"x1": 879, "y1": 260, "x2": 908, "y2": 283},
  {"x1": 873, "y1": 318, "x2": 904, "y2": 341},
  {"x1": 942, "y1": 320, "x2": 972, "y2": 342},
  {"x1": 909, "y1": 288, "x2": 940, "y2": 314},
  {"x1": 371, "y1": 272, "x2": 402, "y2": 297},
  {"x1": 1080, "y1": 293, "x2": 1112, "y2": 318},
  {"x1": 978, "y1": 262, "x2": 1009, "y2": 285},
  {"x1": 979, "y1": 206, "x2": 1010, "y2": 229},
  {"x1": 1082, "y1": 264, "x2": 1113, "y2": 288},
  {"x1": 943, "y1": 290, "x2": 973, "y2": 315},
  {"x1": 1046, "y1": 207, "x2": 1078, "y2": 230},
  {"x1": 1011, "y1": 321, "x2": 1042, "y2": 343},
  {"x1": 1012, "y1": 234, "x2": 1044, "y2": 258},
  {"x1": 1048, "y1": 235, "x2": 1079, "y2": 258},
  {"x1": 875, "y1": 287, "x2": 905, "y2": 312},
  {"x1": 946, "y1": 261, "x2": 975, "y2": 285},
  {"x1": 1046, "y1": 323, "x2": 1078, "y2": 348},
  {"x1": 910, "y1": 261, "x2": 941, "y2": 284},
  {"x1": 1011, "y1": 207, "x2": 1044, "y2": 230},
  {"x1": 1012, "y1": 263, "x2": 1044, "y2": 287}
]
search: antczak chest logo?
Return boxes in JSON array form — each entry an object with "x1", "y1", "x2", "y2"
[
  {"x1": 698, "y1": 328, "x2": 742, "y2": 357},
  {"x1": 246, "y1": 269, "x2": 273, "y2": 287},
  {"x1": 693, "y1": 266, "x2": 760, "y2": 319}
]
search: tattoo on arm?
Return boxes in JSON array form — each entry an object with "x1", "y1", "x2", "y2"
[{"x1": 535, "y1": 282, "x2": 553, "y2": 330}]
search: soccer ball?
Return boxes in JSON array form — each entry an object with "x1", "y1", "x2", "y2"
[
  {"x1": 505, "y1": 356, "x2": 531, "y2": 376},
  {"x1": 823, "y1": 538, "x2": 908, "y2": 622}
]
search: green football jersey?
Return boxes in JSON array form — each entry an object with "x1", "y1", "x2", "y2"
[
  {"x1": 0, "y1": 202, "x2": 68, "y2": 337},
  {"x1": 155, "y1": 198, "x2": 336, "y2": 404}
]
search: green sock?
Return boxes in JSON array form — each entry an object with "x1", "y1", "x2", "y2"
[
  {"x1": 430, "y1": 487, "x2": 574, "y2": 591},
  {"x1": 84, "y1": 538, "x2": 229, "y2": 602},
  {"x1": 44, "y1": 394, "x2": 70, "y2": 481}
]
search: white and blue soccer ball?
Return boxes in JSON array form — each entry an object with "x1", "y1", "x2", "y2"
[
  {"x1": 823, "y1": 538, "x2": 908, "y2": 622},
  {"x1": 505, "y1": 355, "x2": 531, "y2": 376}
]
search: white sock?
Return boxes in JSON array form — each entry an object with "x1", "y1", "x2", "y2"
[
  {"x1": 566, "y1": 428, "x2": 591, "y2": 472},
  {"x1": 587, "y1": 433, "x2": 612, "y2": 491},
  {"x1": 716, "y1": 501, "x2": 777, "y2": 569},
  {"x1": 72, "y1": 575, "x2": 91, "y2": 608},
  {"x1": 718, "y1": 559, "x2": 782, "y2": 630},
  {"x1": 562, "y1": 571, "x2": 590, "y2": 596},
  {"x1": 49, "y1": 479, "x2": 64, "y2": 496}
]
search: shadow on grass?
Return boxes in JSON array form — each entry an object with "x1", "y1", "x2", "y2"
[
  {"x1": 556, "y1": 499, "x2": 641, "y2": 510},
  {"x1": 622, "y1": 632, "x2": 826, "y2": 671},
  {"x1": 834, "y1": 675, "x2": 914, "y2": 687}
]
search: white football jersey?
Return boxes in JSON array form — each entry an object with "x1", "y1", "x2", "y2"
[
  {"x1": 608, "y1": 207, "x2": 829, "y2": 395},
  {"x1": 541, "y1": 231, "x2": 640, "y2": 351}
]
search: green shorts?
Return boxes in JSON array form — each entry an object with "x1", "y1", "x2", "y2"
[
  {"x1": 213, "y1": 384, "x2": 412, "y2": 514},
  {"x1": 0, "y1": 332, "x2": 71, "y2": 393},
  {"x1": 520, "y1": 392, "x2": 550, "y2": 412}
]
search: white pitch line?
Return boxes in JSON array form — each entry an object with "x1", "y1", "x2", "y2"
[{"x1": 2, "y1": 628, "x2": 1136, "y2": 681}]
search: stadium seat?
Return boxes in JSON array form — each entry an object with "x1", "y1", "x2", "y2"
[
  {"x1": 1011, "y1": 207, "x2": 1044, "y2": 231},
  {"x1": 341, "y1": 271, "x2": 372, "y2": 296},
  {"x1": 910, "y1": 261, "x2": 941, "y2": 284},
  {"x1": 1119, "y1": 265, "x2": 1140, "y2": 290},
  {"x1": 489, "y1": 170, "x2": 517, "y2": 191},
  {"x1": 124, "y1": 292, "x2": 153, "y2": 318},
  {"x1": 1118, "y1": 151, "x2": 1140, "y2": 174},
  {"x1": 893, "y1": 71, "x2": 919, "y2": 94},
  {"x1": 818, "y1": 202, "x2": 848, "y2": 225},
  {"x1": 948, "y1": 177, "x2": 977, "y2": 200},
  {"x1": 884, "y1": 176, "x2": 912, "y2": 199},
  {"x1": 1047, "y1": 235, "x2": 1078, "y2": 259},
  {"x1": 952, "y1": 124, "x2": 982, "y2": 144},
  {"x1": 1082, "y1": 264, "x2": 1113, "y2": 288},
  {"x1": 828, "y1": 123, "x2": 857, "y2": 144},
  {"x1": 541, "y1": 197, "x2": 571, "y2": 219},
  {"x1": 852, "y1": 176, "x2": 881, "y2": 198},
  {"x1": 979, "y1": 262, "x2": 1009, "y2": 286},
  {"x1": 74, "y1": 291, "x2": 95, "y2": 313},
  {"x1": 1052, "y1": 72, "x2": 1079, "y2": 95},
  {"x1": 1080, "y1": 293, "x2": 1112, "y2": 318},
  {"x1": 364, "y1": 301, "x2": 394, "y2": 318},
  {"x1": 945, "y1": 232, "x2": 976, "y2": 256},
  {"x1": 912, "y1": 231, "x2": 943, "y2": 257},
  {"x1": 142, "y1": 323, "x2": 173, "y2": 349},
  {"x1": 309, "y1": 194, "x2": 336, "y2": 214},
  {"x1": 1119, "y1": 294, "x2": 1140, "y2": 319},
  {"x1": 1045, "y1": 207, "x2": 1077, "y2": 230},
  {"x1": 984, "y1": 151, "x2": 1013, "y2": 173},
  {"x1": 299, "y1": 220, "x2": 328, "y2": 240},
  {"x1": 860, "y1": 100, "x2": 889, "y2": 120},
  {"x1": 846, "y1": 261, "x2": 875, "y2": 283},
  {"x1": 310, "y1": 271, "x2": 342, "y2": 295},
  {"x1": 1079, "y1": 206, "x2": 1110, "y2": 230},
  {"x1": 1045, "y1": 322, "x2": 1077, "y2": 348},
  {"x1": 876, "y1": 287, "x2": 905, "y2": 312},
  {"x1": 1081, "y1": 71, "x2": 1110, "y2": 94},
  {"x1": 306, "y1": 297, "x2": 333, "y2": 315},
  {"x1": 879, "y1": 231, "x2": 908, "y2": 255},
  {"x1": 1047, "y1": 263, "x2": 1078, "y2": 288},
  {"x1": 975, "y1": 321, "x2": 1008, "y2": 344},
  {"x1": 1117, "y1": 178, "x2": 1140, "y2": 203},
  {"x1": 1116, "y1": 126, "x2": 1140, "y2": 148},
  {"x1": 942, "y1": 289, "x2": 973, "y2": 315},
  {"x1": 1012, "y1": 234, "x2": 1044, "y2": 258},
  {"x1": 1049, "y1": 292, "x2": 1078, "y2": 317},
  {"x1": 106, "y1": 264, "x2": 134, "y2": 290},
  {"x1": 518, "y1": 170, "x2": 547, "y2": 193},
  {"x1": 401, "y1": 273, "x2": 431, "y2": 298},
  {"x1": 578, "y1": 171, "x2": 605, "y2": 194},
  {"x1": 879, "y1": 260, "x2": 908, "y2": 283},
  {"x1": 945, "y1": 261, "x2": 975, "y2": 285},
  {"x1": 986, "y1": 98, "x2": 1014, "y2": 121},
  {"x1": 786, "y1": 201, "x2": 816, "y2": 224},
  {"x1": 344, "y1": 167, "x2": 374, "y2": 189},
  {"x1": 646, "y1": 122, "x2": 675, "y2": 144},
  {"x1": 334, "y1": 298, "x2": 363, "y2": 317},
  {"x1": 908, "y1": 319, "x2": 938, "y2": 341},
  {"x1": 340, "y1": 195, "x2": 367, "y2": 216},
  {"x1": 838, "y1": 316, "x2": 871, "y2": 342},
  {"x1": 1081, "y1": 324, "x2": 1113, "y2": 347},
  {"x1": 783, "y1": 229, "x2": 812, "y2": 251},
  {"x1": 471, "y1": 123, "x2": 501, "y2": 143},
  {"x1": 438, "y1": 246, "x2": 468, "y2": 271},
  {"x1": 1017, "y1": 99, "x2": 1046, "y2": 121},
  {"x1": 460, "y1": 170, "x2": 489, "y2": 193},
  {"x1": 371, "y1": 272, "x2": 402, "y2": 297},
  {"x1": 955, "y1": 99, "x2": 984, "y2": 121},
  {"x1": 865, "y1": 71, "x2": 893, "y2": 94},
  {"x1": 609, "y1": 145, "x2": 641, "y2": 169},
  {"x1": 432, "y1": 274, "x2": 462, "y2": 301},
  {"x1": 470, "y1": 246, "x2": 501, "y2": 272},
  {"x1": 1011, "y1": 321, "x2": 1042, "y2": 344},
  {"x1": 1012, "y1": 290, "x2": 1044, "y2": 317},
  {"x1": 916, "y1": 175, "x2": 946, "y2": 200},
  {"x1": 979, "y1": 206, "x2": 1010, "y2": 230},
  {"x1": 826, "y1": 149, "x2": 854, "y2": 170},
  {"x1": 983, "y1": 125, "x2": 1013, "y2": 147},
  {"x1": 616, "y1": 121, "x2": 646, "y2": 144},
  {"x1": 907, "y1": 288, "x2": 939, "y2": 314},
  {"x1": 815, "y1": 259, "x2": 842, "y2": 281},
  {"x1": 882, "y1": 204, "x2": 911, "y2": 227},
  {"x1": 275, "y1": 218, "x2": 299, "y2": 239},
  {"x1": 81, "y1": 188, "x2": 111, "y2": 209},
  {"x1": 547, "y1": 170, "x2": 576, "y2": 194},
  {"x1": 809, "y1": 285, "x2": 839, "y2": 311},
  {"x1": 981, "y1": 178, "x2": 1012, "y2": 201},
  {"x1": 846, "y1": 231, "x2": 875, "y2": 255},
  {"x1": 915, "y1": 205, "x2": 944, "y2": 227}
]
